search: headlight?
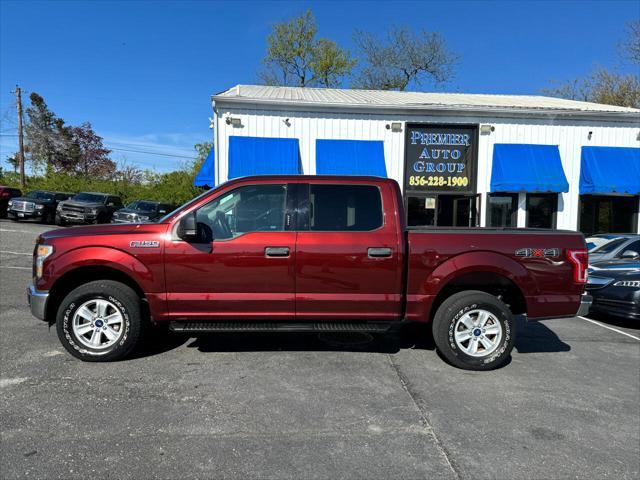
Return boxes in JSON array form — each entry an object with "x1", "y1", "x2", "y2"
[
  {"x1": 7, "y1": 200, "x2": 13, "y2": 207},
  {"x1": 138, "y1": 215, "x2": 150, "y2": 221},
  {"x1": 36, "y1": 204, "x2": 45, "y2": 210},
  {"x1": 35, "y1": 245, "x2": 54, "y2": 278},
  {"x1": 614, "y1": 280, "x2": 640, "y2": 288},
  {"x1": 56, "y1": 204, "x2": 63, "y2": 211}
]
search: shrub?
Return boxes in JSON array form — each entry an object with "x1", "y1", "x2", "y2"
[{"x1": 0, "y1": 170, "x2": 206, "y2": 206}]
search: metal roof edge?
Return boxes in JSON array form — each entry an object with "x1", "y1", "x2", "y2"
[{"x1": 212, "y1": 96, "x2": 640, "y2": 123}]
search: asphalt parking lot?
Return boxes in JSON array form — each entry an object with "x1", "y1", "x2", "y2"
[{"x1": 1, "y1": 218, "x2": 639, "y2": 480}]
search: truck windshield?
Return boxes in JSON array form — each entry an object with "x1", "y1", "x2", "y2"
[
  {"x1": 73, "y1": 193, "x2": 107, "y2": 203},
  {"x1": 127, "y1": 201, "x2": 157, "y2": 212},
  {"x1": 26, "y1": 191, "x2": 54, "y2": 201}
]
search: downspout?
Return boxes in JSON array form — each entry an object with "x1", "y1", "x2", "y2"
[{"x1": 212, "y1": 96, "x2": 220, "y2": 186}]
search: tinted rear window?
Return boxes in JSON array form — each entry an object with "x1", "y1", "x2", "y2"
[
  {"x1": 73, "y1": 193, "x2": 107, "y2": 203},
  {"x1": 309, "y1": 185, "x2": 382, "y2": 231}
]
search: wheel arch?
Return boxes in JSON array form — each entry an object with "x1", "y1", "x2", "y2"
[
  {"x1": 46, "y1": 265, "x2": 147, "y2": 325},
  {"x1": 426, "y1": 251, "x2": 534, "y2": 321}
]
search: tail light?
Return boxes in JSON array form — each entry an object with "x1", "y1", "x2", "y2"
[
  {"x1": 567, "y1": 249, "x2": 588, "y2": 284},
  {"x1": 0, "y1": 191, "x2": 10, "y2": 198}
]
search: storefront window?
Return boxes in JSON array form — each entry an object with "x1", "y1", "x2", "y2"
[
  {"x1": 579, "y1": 195, "x2": 639, "y2": 235},
  {"x1": 526, "y1": 194, "x2": 557, "y2": 229},
  {"x1": 407, "y1": 196, "x2": 436, "y2": 227},
  {"x1": 407, "y1": 195, "x2": 479, "y2": 227},
  {"x1": 487, "y1": 194, "x2": 518, "y2": 227}
]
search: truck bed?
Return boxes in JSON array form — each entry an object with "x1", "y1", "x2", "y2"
[{"x1": 405, "y1": 228, "x2": 587, "y2": 321}]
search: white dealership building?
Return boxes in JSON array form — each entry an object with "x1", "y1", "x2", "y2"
[{"x1": 195, "y1": 85, "x2": 640, "y2": 234}]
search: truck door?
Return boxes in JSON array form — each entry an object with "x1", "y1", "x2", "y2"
[
  {"x1": 164, "y1": 183, "x2": 296, "y2": 320},
  {"x1": 294, "y1": 182, "x2": 403, "y2": 321}
]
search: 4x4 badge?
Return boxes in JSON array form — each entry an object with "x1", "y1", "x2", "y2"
[{"x1": 515, "y1": 248, "x2": 560, "y2": 258}]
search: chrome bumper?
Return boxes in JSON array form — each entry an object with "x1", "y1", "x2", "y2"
[
  {"x1": 27, "y1": 285, "x2": 49, "y2": 321},
  {"x1": 576, "y1": 293, "x2": 592, "y2": 317}
]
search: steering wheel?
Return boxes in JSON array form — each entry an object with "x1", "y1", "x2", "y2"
[{"x1": 213, "y1": 211, "x2": 233, "y2": 239}]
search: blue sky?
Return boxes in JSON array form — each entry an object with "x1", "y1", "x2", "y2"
[{"x1": 1, "y1": 0, "x2": 638, "y2": 172}]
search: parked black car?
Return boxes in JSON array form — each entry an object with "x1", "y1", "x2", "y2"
[
  {"x1": 0, "y1": 186, "x2": 23, "y2": 218},
  {"x1": 7, "y1": 190, "x2": 72, "y2": 223},
  {"x1": 586, "y1": 260, "x2": 640, "y2": 320},
  {"x1": 56, "y1": 192, "x2": 123, "y2": 225},
  {"x1": 112, "y1": 200, "x2": 173, "y2": 223}
]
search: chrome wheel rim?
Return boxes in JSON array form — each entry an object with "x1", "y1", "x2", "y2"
[
  {"x1": 72, "y1": 299, "x2": 124, "y2": 350},
  {"x1": 454, "y1": 309, "x2": 503, "y2": 357}
]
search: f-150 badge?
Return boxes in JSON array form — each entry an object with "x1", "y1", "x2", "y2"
[
  {"x1": 130, "y1": 240, "x2": 160, "y2": 248},
  {"x1": 515, "y1": 248, "x2": 560, "y2": 258}
]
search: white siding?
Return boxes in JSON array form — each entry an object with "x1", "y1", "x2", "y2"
[{"x1": 214, "y1": 104, "x2": 640, "y2": 232}]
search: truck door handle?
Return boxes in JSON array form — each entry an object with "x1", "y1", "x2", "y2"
[
  {"x1": 368, "y1": 247, "x2": 392, "y2": 258},
  {"x1": 265, "y1": 247, "x2": 290, "y2": 257}
]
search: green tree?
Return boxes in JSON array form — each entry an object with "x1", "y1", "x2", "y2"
[
  {"x1": 259, "y1": 10, "x2": 355, "y2": 87},
  {"x1": 352, "y1": 27, "x2": 457, "y2": 91},
  {"x1": 5, "y1": 154, "x2": 19, "y2": 173},
  {"x1": 311, "y1": 39, "x2": 357, "y2": 88},
  {"x1": 24, "y1": 93, "x2": 64, "y2": 173},
  {"x1": 192, "y1": 142, "x2": 213, "y2": 174}
]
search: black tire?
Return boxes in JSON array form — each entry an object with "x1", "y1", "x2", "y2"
[
  {"x1": 55, "y1": 214, "x2": 66, "y2": 226},
  {"x1": 432, "y1": 290, "x2": 515, "y2": 371},
  {"x1": 56, "y1": 280, "x2": 143, "y2": 362}
]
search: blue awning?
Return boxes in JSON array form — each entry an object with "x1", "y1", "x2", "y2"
[
  {"x1": 316, "y1": 139, "x2": 387, "y2": 177},
  {"x1": 194, "y1": 147, "x2": 215, "y2": 187},
  {"x1": 228, "y1": 136, "x2": 301, "y2": 179},
  {"x1": 491, "y1": 143, "x2": 569, "y2": 193},
  {"x1": 580, "y1": 146, "x2": 640, "y2": 195}
]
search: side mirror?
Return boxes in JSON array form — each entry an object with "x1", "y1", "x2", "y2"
[
  {"x1": 177, "y1": 212, "x2": 198, "y2": 241},
  {"x1": 620, "y1": 250, "x2": 639, "y2": 259}
]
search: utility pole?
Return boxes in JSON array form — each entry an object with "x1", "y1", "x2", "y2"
[{"x1": 15, "y1": 85, "x2": 26, "y2": 188}]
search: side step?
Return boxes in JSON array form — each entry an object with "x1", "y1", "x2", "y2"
[{"x1": 169, "y1": 321, "x2": 393, "y2": 333}]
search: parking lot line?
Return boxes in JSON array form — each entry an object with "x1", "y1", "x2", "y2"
[
  {"x1": 578, "y1": 316, "x2": 640, "y2": 341},
  {"x1": 0, "y1": 250, "x2": 31, "y2": 256},
  {"x1": 0, "y1": 266, "x2": 30, "y2": 270},
  {"x1": 0, "y1": 228, "x2": 38, "y2": 234}
]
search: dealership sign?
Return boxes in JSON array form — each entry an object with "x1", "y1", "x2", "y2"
[{"x1": 404, "y1": 125, "x2": 477, "y2": 193}]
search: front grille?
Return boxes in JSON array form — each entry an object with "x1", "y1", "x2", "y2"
[
  {"x1": 13, "y1": 201, "x2": 35, "y2": 212},
  {"x1": 113, "y1": 213, "x2": 136, "y2": 222},
  {"x1": 61, "y1": 205, "x2": 85, "y2": 214}
]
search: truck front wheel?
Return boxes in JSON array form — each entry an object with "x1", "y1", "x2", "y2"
[
  {"x1": 432, "y1": 290, "x2": 515, "y2": 371},
  {"x1": 55, "y1": 280, "x2": 143, "y2": 362}
]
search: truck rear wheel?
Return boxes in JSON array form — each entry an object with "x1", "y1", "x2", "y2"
[
  {"x1": 56, "y1": 280, "x2": 143, "y2": 362},
  {"x1": 432, "y1": 290, "x2": 515, "y2": 371}
]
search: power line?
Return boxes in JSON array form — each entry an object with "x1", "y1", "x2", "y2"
[{"x1": 107, "y1": 146, "x2": 195, "y2": 159}]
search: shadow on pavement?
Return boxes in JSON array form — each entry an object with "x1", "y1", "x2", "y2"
[
  {"x1": 514, "y1": 316, "x2": 571, "y2": 354},
  {"x1": 131, "y1": 318, "x2": 571, "y2": 360},
  {"x1": 187, "y1": 330, "x2": 405, "y2": 354}
]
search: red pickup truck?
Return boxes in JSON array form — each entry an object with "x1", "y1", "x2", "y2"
[{"x1": 28, "y1": 176, "x2": 590, "y2": 370}]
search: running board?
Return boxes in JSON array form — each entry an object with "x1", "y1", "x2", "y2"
[{"x1": 169, "y1": 321, "x2": 393, "y2": 333}]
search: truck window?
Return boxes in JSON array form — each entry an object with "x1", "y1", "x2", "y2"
[
  {"x1": 196, "y1": 184, "x2": 287, "y2": 240},
  {"x1": 308, "y1": 185, "x2": 382, "y2": 231}
]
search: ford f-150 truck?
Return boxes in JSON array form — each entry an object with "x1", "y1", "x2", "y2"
[{"x1": 28, "y1": 176, "x2": 591, "y2": 370}]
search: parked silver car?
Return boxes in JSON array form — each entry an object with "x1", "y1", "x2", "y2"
[{"x1": 587, "y1": 234, "x2": 640, "y2": 264}]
